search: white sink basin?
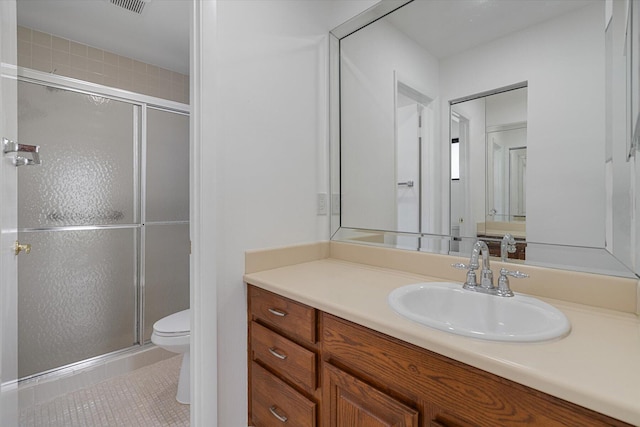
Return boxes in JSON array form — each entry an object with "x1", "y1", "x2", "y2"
[{"x1": 388, "y1": 282, "x2": 571, "y2": 342}]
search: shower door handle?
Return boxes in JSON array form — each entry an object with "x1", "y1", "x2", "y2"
[
  {"x1": 14, "y1": 241, "x2": 32, "y2": 256},
  {"x1": 3, "y1": 137, "x2": 41, "y2": 166}
]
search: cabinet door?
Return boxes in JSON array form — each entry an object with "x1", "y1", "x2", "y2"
[{"x1": 323, "y1": 363, "x2": 418, "y2": 427}]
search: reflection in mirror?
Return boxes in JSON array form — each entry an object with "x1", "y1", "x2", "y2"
[
  {"x1": 331, "y1": 0, "x2": 639, "y2": 277},
  {"x1": 450, "y1": 86, "x2": 527, "y2": 259}
]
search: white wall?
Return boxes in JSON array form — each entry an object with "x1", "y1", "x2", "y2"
[
  {"x1": 485, "y1": 89, "x2": 527, "y2": 127},
  {"x1": 440, "y1": 3, "x2": 605, "y2": 248},
  {"x1": 195, "y1": 1, "x2": 378, "y2": 425},
  {"x1": 340, "y1": 18, "x2": 439, "y2": 231}
]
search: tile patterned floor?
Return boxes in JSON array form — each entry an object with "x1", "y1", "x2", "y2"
[{"x1": 19, "y1": 356, "x2": 190, "y2": 426}]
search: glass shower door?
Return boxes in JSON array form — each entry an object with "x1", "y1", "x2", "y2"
[
  {"x1": 17, "y1": 81, "x2": 139, "y2": 378},
  {"x1": 143, "y1": 107, "x2": 189, "y2": 342}
]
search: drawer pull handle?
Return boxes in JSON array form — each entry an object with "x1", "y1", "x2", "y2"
[
  {"x1": 268, "y1": 308, "x2": 287, "y2": 317},
  {"x1": 269, "y1": 405, "x2": 288, "y2": 423},
  {"x1": 268, "y1": 347, "x2": 287, "y2": 360}
]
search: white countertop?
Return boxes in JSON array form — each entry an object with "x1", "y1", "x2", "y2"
[{"x1": 244, "y1": 258, "x2": 640, "y2": 425}]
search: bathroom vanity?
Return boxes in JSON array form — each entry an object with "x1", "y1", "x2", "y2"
[
  {"x1": 248, "y1": 285, "x2": 630, "y2": 426},
  {"x1": 244, "y1": 242, "x2": 640, "y2": 427}
]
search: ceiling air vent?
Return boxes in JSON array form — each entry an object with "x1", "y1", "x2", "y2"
[{"x1": 110, "y1": 0, "x2": 151, "y2": 14}]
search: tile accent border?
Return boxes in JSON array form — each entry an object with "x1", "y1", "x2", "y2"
[{"x1": 17, "y1": 26, "x2": 189, "y2": 104}]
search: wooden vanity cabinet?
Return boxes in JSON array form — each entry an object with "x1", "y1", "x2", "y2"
[
  {"x1": 247, "y1": 284, "x2": 632, "y2": 427},
  {"x1": 248, "y1": 285, "x2": 320, "y2": 427},
  {"x1": 321, "y1": 313, "x2": 631, "y2": 427}
]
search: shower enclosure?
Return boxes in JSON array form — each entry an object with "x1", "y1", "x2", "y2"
[{"x1": 16, "y1": 77, "x2": 189, "y2": 379}]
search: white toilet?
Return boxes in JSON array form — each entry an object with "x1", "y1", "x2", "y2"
[{"x1": 151, "y1": 309, "x2": 190, "y2": 404}]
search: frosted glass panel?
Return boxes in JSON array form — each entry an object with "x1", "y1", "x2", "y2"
[
  {"x1": 143, "y1": 223, "x2": 189, "y2": 342},
  {"x1": 17, "y1": 81, "x2": 137, "y2": 228},
  {"x1": 146, "y1": 108, "x2": 189, "y2": 222},
  {"x1": 18, "y1": 229, "x2": 136, "y2": 378}
]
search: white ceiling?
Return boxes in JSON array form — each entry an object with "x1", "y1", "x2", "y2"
[
  {"x1": 17, "y1": 0, "x2": 190, "y2": 75},
  {"x1": 386, "y1": 0, "x2": 597, "y2": 59},
  {"x1": 16, "y1": 0, "x2": 597, "y2": 77}
]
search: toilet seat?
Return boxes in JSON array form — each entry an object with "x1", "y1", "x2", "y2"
[
  {"x1": 153, "y1": 309, "x2": 190, "y2": 337},
  {"x1": 151, "y1": 308, "x2": 191, "y2": 404}
]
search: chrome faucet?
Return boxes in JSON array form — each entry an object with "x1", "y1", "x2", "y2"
[
  {"x1": 500, "y1": 233, "x2": 516, "y2": 261},
  {"x1": 468, "y1": 240, "x2": 493, "y2": 290},
  {"x1": 451, "y1": 239, "x2": 528, "y2": 297}
]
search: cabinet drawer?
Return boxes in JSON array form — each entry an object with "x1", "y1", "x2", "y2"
[
  {"x1": 251, "y1": 361, "x2": 316, "y2": 427},
  {"x1": 251, "y1": 321, "x2": 317, "y2": 391},
  {"x1": 249, "y1": 285, "x2": 316, "y2": 344}
]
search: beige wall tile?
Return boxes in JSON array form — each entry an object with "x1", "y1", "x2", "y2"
[
  {"x1": 118, "y1": 55, "x2": 133, "y2": 70},
  {"x1": 17, "y1": 54, "x2": 31, "y2": 69},
  {"x1": 133, "y1": 71, "x2": 147, "y2": 87},
  {"x1": 19, "y1": 26, "x2": 189, "y2": 104},
  {"x1": 133, "y1": 79, "x2": 147, "y2": 96},
  {"x1": 31, "y1": 57, "x2": 52, "y2": 74},
  {"x1": 147, "y1": 64, "x2": 159, "y2": 77},
  {"x1": 133, "y1": 60, "x2": 147, "y2": 74},
  {"x1": 70, "y1": 54, "x2": 87, "y2": 70},
  {"x1": 67, "y1": 67, "x2": 88, "y2": 82},
  {"x1": 87, "y1": 59, "x2": 103, "y2": 75},
  {"x1": 69, "y1": 41, "x2": 87, "y2": 57},
  {"x1": 182, "y1": 86, "x2": 189, "y2": 104},
  {"x1": 103, "y1": 77, "x2": 119, "y2": 89},
  {"x1": 157, "y1": 84, "x2": 172, "y2": 100},
  {"x1": 172, "y1": 83, "x2": 188, "y2": 104},
  {"x1": 171, "y1": 71, "x2": 184, "y2": 84},
  {"x1": 52, "y1": 64, "x2": 71, "y2": 77},
  {"x1": 52, "y1": 36, "x2": 69, "y2": 53},
  {"x1": 31, "y1": 30, "x2": 51, "y2": 48},
  {"x1": 103, "y1": 51, "x2": 119, "y2": 67},
  {"x1": 17, "y1": 26, "x2": 32, "y2": 42},
  {"x1": 87, "y1": 72, "x2": 104, "y2": 85},
  {"x1": 147, "y1": 75, "x2": 159, "y2": 92},
  {"x1": 88, "y1": 46, "x2": 103, "y2": 62},
  {"x1": 31, "y1": 44, "x2": 51, "y2": 63},
  {"x1": 52, "y1": 49, "x2": 70, "y2": 67},
  {"x1": 17, "y1": 39, "x2": 31, "y2": 62},
  {"x1": 103, "y1": 63, "x2": 118, "y2": 80},
  {"x1": 158, "y1": 67, "x2": 172, "y2": 81},
  {"x1": 118, "y1": 68, "x2": 134, "y2": 84},
  {"x1": 119, "y1": 79, "x2": 134, "y2": 92}
]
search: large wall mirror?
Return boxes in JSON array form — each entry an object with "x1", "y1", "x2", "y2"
[{"x1": 330, "y1": 0, "x2": 640, "y2": 278}]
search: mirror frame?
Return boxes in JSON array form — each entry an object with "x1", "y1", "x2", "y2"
[{"x1": 328, "y1": 0, "x2": 638, "y2": 279}]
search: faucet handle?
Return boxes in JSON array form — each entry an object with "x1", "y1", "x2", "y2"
[
  {"x1": 450, "y1": 262, "x2": 470, "y2": 270},
  {"x1": 501, "y1": 268, "x2": 528, "y2": 279},
  {"x1": 451, "y1": 263, "x2": 478, "y2": 289},
  {"x1": 497, "y1": 268, "x2": 529, "y2": 297}
]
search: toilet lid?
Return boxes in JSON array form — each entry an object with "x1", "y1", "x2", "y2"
[{"x1": 153, "y1": 309, "x2": 190, "y2": 335}]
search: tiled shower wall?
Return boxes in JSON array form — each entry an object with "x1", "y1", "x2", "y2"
[{"x1": 17, "y1": 26, "x2": 189, "y2": 104}]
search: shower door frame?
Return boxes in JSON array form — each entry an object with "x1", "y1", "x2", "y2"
[{"x1": 16, "y1": 67, "x2": 190, "y2": 382}]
